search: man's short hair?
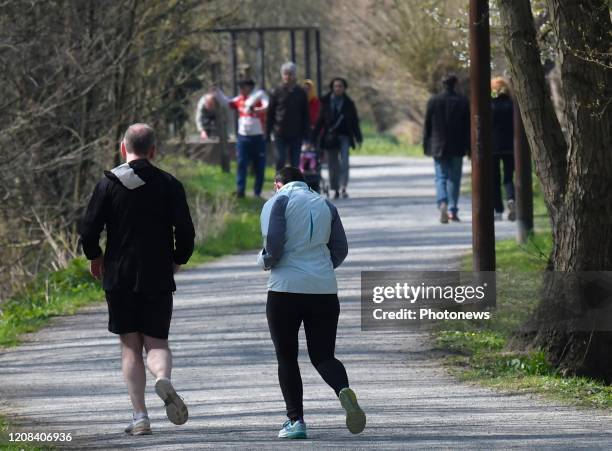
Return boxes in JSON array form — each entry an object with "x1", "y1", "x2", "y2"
[
  {"x1": 238, "y1": 78, "x2": 255, "y2": 89},
  {"x1": 123, "y1": 123, "x2": 156, "y2": 156},
  {"x1": 281, "y1": 61, "x2": 297, "y2": 76},
  {"x1": 442, "y1": 74, "x2": 458, "y2": 88},
  {"x1": 275, "y1": 167, "x2": 304, "y2": 185}
]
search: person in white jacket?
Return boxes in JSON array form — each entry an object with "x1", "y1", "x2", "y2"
[{"x1": 258, "y1": 166, "x2": 366, "y2": 440}]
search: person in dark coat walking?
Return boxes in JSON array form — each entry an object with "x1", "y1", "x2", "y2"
[
  {"x1": 79, "y1": 124, "x2": 195, "y2": 435},
  {"x1": 266, "y1": 62, "x2": 311, "y2": 170},
  {"x1": 491, "y1": 77, "x2": 516, "y2": 221},
  {"x1": 423, "y1": 74, "x2": 470, "y2": 223},
  {"x1": 312, "y1": 77, "x2": 363, "y2": 199}
]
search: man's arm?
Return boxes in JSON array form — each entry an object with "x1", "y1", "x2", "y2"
[
  {"x1": 302, "y1": 90, "x2": 310, "y2": 138},
  {"x1": 195, "y1": 96, "x2": 206, "y2": 133},
  {"x1": 351, "y1": 101, "x2": 363, "y2": 145},
  {"x1": 78, "y1": 180, "x2": 108, "y2": 279},
  {"x1": 325, "y1": 200, "x2": 348, "y2": 268},
  {"x1": 172, "y1": 180, "x2": 196, "y2": 266},
  {"x1": 260, "y1": 196, "x2": 288, "y2": 269},
  {"x1": 246, "y1": 89, "x2": 269, "y2": 112},
  {"x1": 464, "y1": 99, "x2": 471, "y2": 154},
  {"x1": 214, "y1": 88, "x2": 239, "y2": 111},
  {"x1": 265, "y1": 89, "x2": 277, "y2": 139},
  {"x1": 423, "y1": 98, "x2": 434, "y2": 154}
]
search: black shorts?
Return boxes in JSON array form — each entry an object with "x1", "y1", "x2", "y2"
[{"x1": 105, "y1": 291, "x2": 173, "y2": 339}]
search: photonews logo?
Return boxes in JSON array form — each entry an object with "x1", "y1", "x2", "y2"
[{"x1": 361, "y1": 271, "x2": 496, "y2": 331}]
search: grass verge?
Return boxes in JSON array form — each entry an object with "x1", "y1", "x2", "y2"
[
  {"x1": 352, "y1": 121, "x2": 423, "y2": 157},
  {"x1": 0, "y1": 414, "x2": 53, "y2": 450},
  {"x1": 434, "y1": 185, "x2": 612, "y2": 408}
]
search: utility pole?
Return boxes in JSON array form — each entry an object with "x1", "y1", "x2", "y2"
[
  {"x1": 469, "y1": 0, "x2": 496, "y2": 271},
  {"x1": 315, "y1": 29, "x2": 322, "y2": 98}
]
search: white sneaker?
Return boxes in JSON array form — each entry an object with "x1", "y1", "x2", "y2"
[
  {"x1": 439, "y1": 202, "x2": 449, "y2": 224},
  {"x1": 507, "y1": 200, "x2": 516, "y2": 221},
  {"x1": 155, "y1": 378, "x2": 188, "y2": 425},
  {"x1": 124, "y1": 416, "x2": 152, "y2": 436}
]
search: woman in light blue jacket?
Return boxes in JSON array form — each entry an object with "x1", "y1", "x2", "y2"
[{"x1": 258, "y1": 167, "x2": 366, "y2": 440}]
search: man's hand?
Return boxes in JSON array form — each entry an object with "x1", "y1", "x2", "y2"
[
  {"x1": 90, "y1": 256, "x2": 104, "y2": 280},
  {"x1": 173, "y1": 263, "x2": 181, "y2": 274},
  {"x1": 200, "y1": 130, "x2": 208, "y2": 141}
]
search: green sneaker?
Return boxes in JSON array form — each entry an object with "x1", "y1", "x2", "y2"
[
  {"x1": 339, "y1": 387, "x2": 366, "y2": 434},
  {"x1": 278, "y1": 419, "x2": 307, "y2": 439}
]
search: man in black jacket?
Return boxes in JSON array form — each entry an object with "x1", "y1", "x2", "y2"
[
  {"x1": 266, "y1": 62, "x2": 310, "y2": 170},
  {"x1": 423, "y1": 74, "x2": 470, "y2": 223},
  {"x1": 79, "y1": 123, "x2": 195, "y2": 435}
]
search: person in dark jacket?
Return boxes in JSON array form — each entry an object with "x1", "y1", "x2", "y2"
[
  {"x1": 423, "y1": 74, "x2": 470, "y2": 223},
  {"x1": 266, "y1": 62, "x2": 311, "y2": 170},
  {"x1": 79, "y1": 124, "x2": 195, "y2": 435},
  {"x1": 312, "y1": 77, "x2": 363, "y2": 199},
  {"x1": 491, "y1": 77, "x2": 516, "y2": 221}
]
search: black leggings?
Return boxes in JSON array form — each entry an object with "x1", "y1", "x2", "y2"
[
  {"x1": 266, "y1": 291, "x2": 349, "y2": 420},
  {"x1": 493, "y1": 154, "x2": 515, "y2": 213}
]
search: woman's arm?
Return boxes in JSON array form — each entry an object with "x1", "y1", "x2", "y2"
[
  {"x1": 259, "y1": 196, "x2": 289, "y2": 269},
  {"x1": 325, "y1": 200, "x2": 348, "y2": 268}
]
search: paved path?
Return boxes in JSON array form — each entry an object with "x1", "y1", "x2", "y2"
[{"x1": 2, "y1": 156, "x2": 612, "y2": 449}]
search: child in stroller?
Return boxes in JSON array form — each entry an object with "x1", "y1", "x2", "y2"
[{"x1": 299, "y1": 142, "x2": 328, "y2": 195}]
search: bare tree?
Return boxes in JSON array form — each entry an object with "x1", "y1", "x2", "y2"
[{"x1": 0, "y1": 0, "x2": 232, "y2": 299}]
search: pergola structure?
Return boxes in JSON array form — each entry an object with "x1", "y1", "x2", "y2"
[{"x1": 211, "y1": 26, "x2": 323, "y2": 96}]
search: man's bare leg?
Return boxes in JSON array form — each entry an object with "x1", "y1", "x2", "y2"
[
  {"x1": 144, "y1": 335, "x2": 188, "y2": 425},
  {"x1": 143, "y1": 335, "x2": 172, "y2": 380},
  {"x1": 120, "y1": 333, "x2": 147, "y2": 416}
]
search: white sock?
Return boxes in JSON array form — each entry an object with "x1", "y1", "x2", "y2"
[{"x1": 133, "y1": 411, "x2": 148, "y2": 420}]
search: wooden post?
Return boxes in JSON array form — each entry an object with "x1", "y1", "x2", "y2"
[
  {"x1": 513, "y1": 99, "x2": 534, "y2": 243},
  {"x1": 290, "y1": 30, "x2": 296, "y2": 62},
  {"x1": 304, "y1": 29, "x2": 311, "y2": 79},
  {"x1": 469, "y1": 0, "x2": 496, "y2": 271},
  {"x1": 315, "y1": 29, "x2": 322, "y2": 97},
  {"x1": 216, "y1": 102, "x2": 230, "y2": 173},
  {"x1": 258, "y1": 30, "x2": 266, "y2": 89}
]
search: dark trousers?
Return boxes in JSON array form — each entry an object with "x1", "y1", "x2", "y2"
[
  {"x1": 274, "y1": 136, "x2": 302, "y2": 170},
  {"x1": 493, "y1": 154, "x2": 515, "y2": 213},
  {"x1": 266, "y1": 291, "x2": 349, "y2": 420},
  {"x1": 327, "y1": 135, "x2": 351, "y2": 192},
  {"x1": 236, "y1": 134, "x2": 266, "y2": 196}
]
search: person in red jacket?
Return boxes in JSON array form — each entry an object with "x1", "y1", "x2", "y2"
[
  {"x1": 303, "y1": 79, "x2": 321, "y2": 130},
  {"x1": 215, "y1": 79, "x2": 269, "y2": 197}
]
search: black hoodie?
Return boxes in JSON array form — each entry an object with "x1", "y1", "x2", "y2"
[{"x1": 78, "y1": 159, "x2": 195, "y2": 293}]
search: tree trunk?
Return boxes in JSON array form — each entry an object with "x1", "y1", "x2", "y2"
[{"x1": 498, "y1": 0, "x2": 612, "y2": 380}]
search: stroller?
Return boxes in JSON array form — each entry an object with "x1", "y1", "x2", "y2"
[{"x1": 299, "y1": 143, "x2": 329, "y2": 196}]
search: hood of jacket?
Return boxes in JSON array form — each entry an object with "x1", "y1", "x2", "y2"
[{"x1": 104, "y1": 159, "x2": 156, "y2": 190}]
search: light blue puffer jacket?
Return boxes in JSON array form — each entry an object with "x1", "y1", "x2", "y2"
[{"x1": 257, "y1": 181, "x2": 348, "y2": 294}]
